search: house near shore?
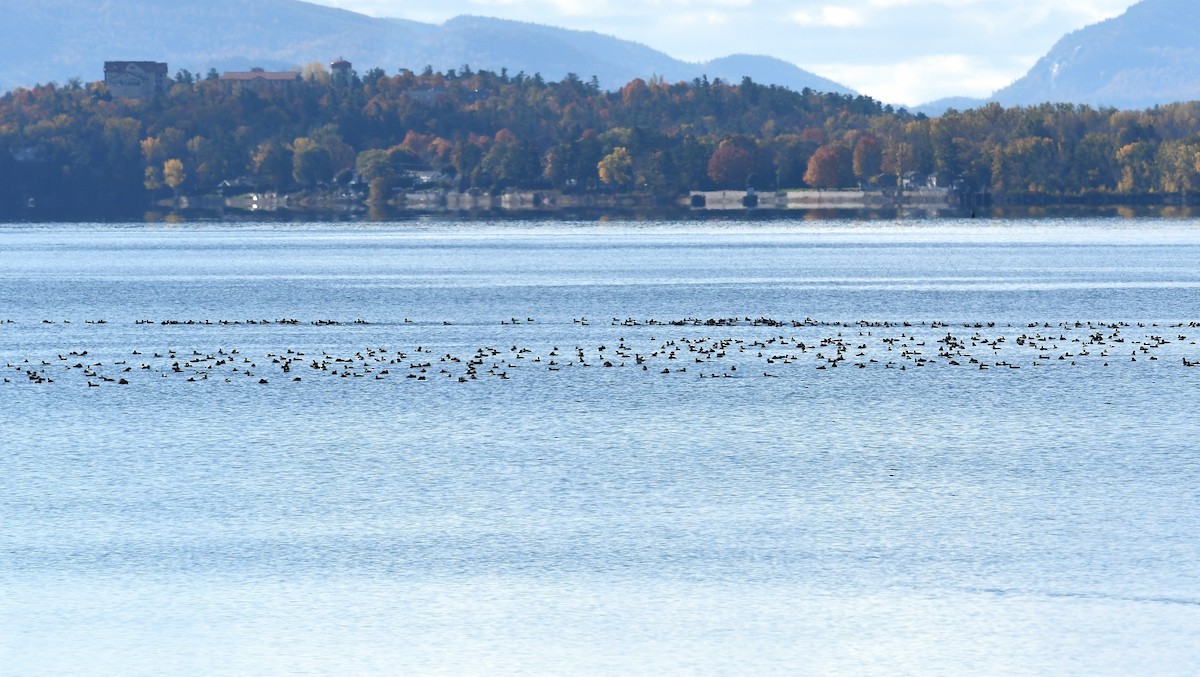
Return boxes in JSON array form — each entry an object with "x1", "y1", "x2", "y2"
[
  {"x1": 104, "y1": 61, "x2": 169, "y2": 99},
  {"x1": 871, "y1": 174, "x2": 900, "y2": 191},
  {"x1": 219, "y1": 68, "x2": 302, "y2": 91},
  {"x1": 902, "y1": 171, "x2": 928, "y2": 191}
]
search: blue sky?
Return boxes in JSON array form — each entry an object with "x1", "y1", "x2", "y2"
[{"x1": 318, "y1": 0, "x2": 1138, "y2": 105}]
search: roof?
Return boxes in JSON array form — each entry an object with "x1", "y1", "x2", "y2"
[
  {"x1": 105, "y1": 61, "x2": 168, "y2": 74},
  {"x1": 220, "y1": 71, "x2": 301, "y2": 82}
]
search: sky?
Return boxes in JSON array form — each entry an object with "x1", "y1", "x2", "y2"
[{"x1": 317, "y1": 0, "x2": 1139, "y2": 105}]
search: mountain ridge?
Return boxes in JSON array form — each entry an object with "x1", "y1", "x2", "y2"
[
  {"x1": 0, "y1": 0, "x2": 854, "y2": 96},
  {"x1": 992, "y1": 0, "x2": 1200, "y2": 109},
  {"x1": 916, "y1": 0, "x2": 1200, "y2": 114}
]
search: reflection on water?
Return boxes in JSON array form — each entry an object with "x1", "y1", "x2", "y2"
[{"x1": 111, "y1": 202, "x2": 1200, "y2": 225}]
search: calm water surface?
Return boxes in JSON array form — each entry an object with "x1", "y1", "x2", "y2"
[{"x1": 1, "y1": 218, "x2": 1199, "y2": 675}]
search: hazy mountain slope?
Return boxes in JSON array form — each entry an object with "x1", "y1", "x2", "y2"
[
  {"x1": 993, "y1": 0, "x2": 1200, "y2": 109},
  {"x1": 0, "y1": 1, "x2": 853, "y2": 95},
  {"x1": 911, "y1": 97, "x2": 991, "y2": 117},
  {"x1": 0, "y1": 0, "x2": 414, "y2": 85},
  {"x1": 401, "y1": 16, "x2": 687, "y2": 87},
  {"x1": 403, "y1": 18, "x2": 855, "y2": 94},
  {"x1": 703, "y1": 55, "x2": 852, "y2": 95}
]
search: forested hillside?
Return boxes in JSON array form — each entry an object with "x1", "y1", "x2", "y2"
[{"x1": 4, "y1": 66, "x2": 1200, "y2": 216}]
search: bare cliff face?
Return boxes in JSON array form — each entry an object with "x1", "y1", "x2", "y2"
[{"x1": 0, "y1": 0, "x2": 853, "y2": 96}]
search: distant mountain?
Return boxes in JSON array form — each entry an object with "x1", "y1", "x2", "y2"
[
  {"x1": 700, "y1": 54, "x2": 851, "y2": 96},
  {"x1": 0, "y1": 0, "x2": 410, "y2": 88},
  {"x1": 910, "y1": 97, "x2": 990, "y2": 117},
  {"x1": 992, "y1": 0, "x2": 1200, "y2": 109},
  {"x1": 0, "y1": 0, "x2": 854, "y2": 96}
]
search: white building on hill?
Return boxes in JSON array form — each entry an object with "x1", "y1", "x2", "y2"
[{"x1": 104, "y1": 61, "x2": 169, "y2": 99}]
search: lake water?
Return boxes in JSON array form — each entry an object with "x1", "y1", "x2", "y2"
[{"x1": 2, "y1": 218, "x2": 1199, "y2": 675}]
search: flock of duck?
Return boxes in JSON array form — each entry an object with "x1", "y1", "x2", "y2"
[{"x1": 4, "y1": 317, "x2": 1200, "y2": 387}]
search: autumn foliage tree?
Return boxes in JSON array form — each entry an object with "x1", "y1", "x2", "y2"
[
  {"x1": 163, "y1": 159, "x2": 186, "y2": 195},
  {"x1": 804, "y1": 144, "x2": 852, "y2": 189},
  {"x1": 597, "y1": 147, "x2": 634, "y2": 189},
  {"x1": 707, "y1": 137, "x2": 755, "y2": 188}
]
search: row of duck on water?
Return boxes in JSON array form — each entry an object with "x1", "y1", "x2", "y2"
[
  {"x1": 9, "y1": 316, "x2": 1145, "y2": 329},
  {"x1": 13, "y1": 315, "x2": 1200, "y2": 330},
  {"x1": 5, "y1": 318, "x2": 1200, "y2": 386}
]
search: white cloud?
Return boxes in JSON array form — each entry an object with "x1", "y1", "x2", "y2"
[
  {"x1": 316, "y1": 0, "x2": 1139, "y2": 103},
  {"x1": 792, "y1": 6, "x2": 864, "y2": 28},
  {"x1": 467, "y1": 0, "x2": 615, "y2": 17},
  {"x1": 817, "y1": 54, "x2": 1035, "y2": 106}
]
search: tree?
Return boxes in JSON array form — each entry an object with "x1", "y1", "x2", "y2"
[
  {"x1": 292, "y1": 137, "x2": 334, "y2": 185},
  {"x1": 597, "y1": 147, "x2": 634, "y2": 189},
  {"x1": 185, "y1": 135, "x2": 228, "y2": 189},
  {"x1": 638, "y1": 150, "x2": 672, "y2": 193},
  {"x1": 852, "y1": 136, "x2": 882, "y2": 181},
  {"x1": 707, "y1": 138, "x2": 754, "y2": 188},
  {"x1": 144, "y1": 166, "x2": 162, "y2": 191},
  {"x1": 1065, "y1": 133, "x2": 1119, "y2": 192},
  {"x1": 477, "y1": 131, "x2": 542, "y2": 191},
  {"x1": 545, "y1": 132, "x2": 603, "y2": 191},
  {"x1": 805, "y1": 144, "x2": 850, "y2": 189},
  {"x1": 351, "y1": 148, "x2": 394, "y2": 203},
  {"x1": 1116, "y1": 141, "x2": 1158, "y2": 193},
  {"x1": 163, "y1": 158, "x2": 185, "y2": 201},
  {"x1": 621, "y1": 79, "x2": 650, "y2": 107},
  {"x1": 772, "y1": 134, "x2": 818, "y2": 189},
  {"x1": 992, "y1": 137, "x2": 1061, "y2": 193},
  {"x1": 882, "y1": 140, "x2": 915, "y2": 177},
  {"x1": 453, "y1": 137, "x2": 487, "y2": 189},
  {"x1": 355, "y1": 149, "x2": 394, "y2": 183},
  {"x1": 672, "y1": 136, "x2": 716, "y2": 192},
  {"x1": 1156, "y1": 140, "x2": 1200, "y2": 194},
  {"x1": 303, "y1": 62, "x2": 331, "y2": 84},
  {"x1": 930, "y1": 118, "x2": 961, "y2": 176},
  {"x1": 253, "y1": 141, "x2": 293, "y2": 190}
]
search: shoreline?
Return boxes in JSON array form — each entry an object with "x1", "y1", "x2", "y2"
[
  {"x1": 9, "y1": 203, "x2": 1200, "y2": 224},
  {"x1": 17, "y1": 185, "x2": 1200, "y2": 223}
]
